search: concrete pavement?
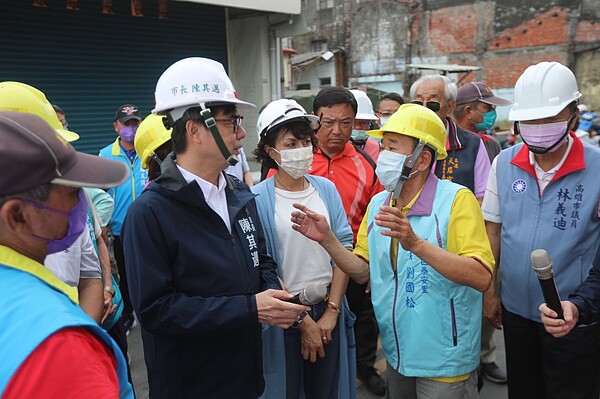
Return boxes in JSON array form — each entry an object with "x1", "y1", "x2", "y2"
[{"x1": 128, "y1": 325, "x2": 507, "y2": 398}]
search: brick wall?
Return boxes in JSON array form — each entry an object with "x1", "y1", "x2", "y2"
[
  {"x1": 490, "y1": 8, "x2": 569, "y2": 50},
  {"x1": 483, "y1": 52, "x2": 568, "y2": 88},
  {"x1": 292, "y1": 0, "x2": 600, "y2": 98},
  {"x1": 576, "y1": 19, "x2": 600, "y2": 43},
  {"x1": 428, "y1": 4, "x2": 480, "y2": 54}
]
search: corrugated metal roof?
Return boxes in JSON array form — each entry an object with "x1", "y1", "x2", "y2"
[{"x1": 1, "y1": 0, "x2": 227, "y2": 154}]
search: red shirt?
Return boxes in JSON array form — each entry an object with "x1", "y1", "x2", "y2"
[
  {"x1": 308, "y1": 142, "x2": 384, "y2": 242},
  {"x1": 4, "y1": 327, "x2": 119, "y2": 398}
]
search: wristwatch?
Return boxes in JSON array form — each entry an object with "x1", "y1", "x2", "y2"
[
  {"x1": 103, "y1": 285, "x2": 116, "y2": 297},
  {"x1": 291, "y1": 310, "x2": 309, "y2": 328}
]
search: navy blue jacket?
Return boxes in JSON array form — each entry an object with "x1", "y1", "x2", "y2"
[
  {"x1": 122, "y1": 153, "x2": 280, "y2": 399},
  {"x1": 570, "y1": 248, "x2": 600, "y2": 325},
  {"x1": 435, "y1": 119, "x2": 480, "y2": 192}
]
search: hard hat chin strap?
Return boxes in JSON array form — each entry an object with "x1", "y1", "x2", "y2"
[
  {"x1": 392, "y1": 141, "x2": 426, "y2": 200},
  {"x1": 199, "y1": 104, "x2": 238, "y2": 166}
]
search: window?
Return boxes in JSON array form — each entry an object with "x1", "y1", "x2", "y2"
[
  {"x1": 311, "y1": 39, "x2": 327, "y2": 53},
  {"x1": 296, "y1": 83, "x2": 311, "y2": 90},
  {"x1": 319, "y1": 77, "x2": 331, "y2": 87},
  {"x1": 317, "y1": 0, "x2": 334, "y2": 10}
]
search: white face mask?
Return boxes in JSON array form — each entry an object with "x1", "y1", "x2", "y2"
[
  {"x1": 375, "y1": 150, "x2": 417, "y2": 192},
  {"x1": 273, "y1": 146, "x2": 313, "y2": 179},
  {"x1": 379, "y1": 116, "x2": 390, "y2": 126}
]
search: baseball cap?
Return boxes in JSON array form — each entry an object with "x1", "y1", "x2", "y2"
[
  {"x1": 456, "y1": 82, "x2": 512, "y2": 106},
  {"x1": 115, "y1": 104, "x2": 142, "y2": 123},
  {"x1": 0, "y1": 111, "x2": 129, "y2": 196}
]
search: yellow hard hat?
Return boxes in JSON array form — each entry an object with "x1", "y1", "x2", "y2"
[
  {"x1": 367, "y1": 103, "x2": 447, "y2": 159},
  {"x1": 0, "y1": 82, "x2": 80, "y2": 142},
  {"x1": 134, "y1": 114, "x2": 172, "y2": 169}
]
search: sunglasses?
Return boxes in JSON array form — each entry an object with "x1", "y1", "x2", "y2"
[{"x1": 411, "y1": 100, "x2": 441, "y2": 113}]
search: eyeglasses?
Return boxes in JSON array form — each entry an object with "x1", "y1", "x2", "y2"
[
  {"x1": 214, "y1": 115, "x2": 244, "y2": 133},
  {"x1": 319, "y1": 113, "x2": 353, "y2": 129},
  {"x1": 411, "y1": 100, "x2": 441, "y2": 113}
]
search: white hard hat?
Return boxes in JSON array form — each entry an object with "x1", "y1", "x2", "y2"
[
  {"x1": 350, "y1": 89, "x2": 378, "y2": 121},
  {"x1": 153, "y1": 57, "x2": 255, "y2": 122},
  {"x1": 257, "y1": 99, "x2": 319, "y2": 141},
  {"x1": 578, "y1": 104, "x2": 589, "y2": 113},
  {"x1": 509, "y1": 61, "x2": 581, "y2": 121}
]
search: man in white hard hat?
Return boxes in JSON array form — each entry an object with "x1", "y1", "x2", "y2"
[
  {"x1": 350, "y1": 89, "x2": 381, "y2": 162},
  {"x1": 482, "y1": 61, "x2": 600, "y2": 398},
  {"x1": 121, "y1": 57, "x2": 309, "y2": 399}
]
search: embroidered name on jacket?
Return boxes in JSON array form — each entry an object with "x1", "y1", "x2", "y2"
[
  {"x1": 554, "y1": 185, "x2": 584, "y2": 230},
  {"x1": 239, "y1": 216, "x2": 259, "y2": 267},
  {"x1": 405, "y1": 250, "x2": 432, "y2": 308}
]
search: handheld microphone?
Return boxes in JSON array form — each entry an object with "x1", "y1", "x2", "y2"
[
  {"x1": 288, "y1": 283, "x2": 328, "y2": 305},
  {"x1": 531, "y1": 249, "x2": 564, "y2": 320}
]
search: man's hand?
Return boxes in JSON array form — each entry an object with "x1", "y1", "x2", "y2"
[
  {"x1": 256, "y1": 289, "x2": 310, "y2": 328},
  {"x1": 100, "y1": 291, "x2": 117, "y2": 325},
  {"x1": 375, "y1": 206, "x2": 421, "y2": 252},
  {"x1": 291, "y1": 203, "x2": 332, "y2": 243},
  {"x1": 483, "y1": 290, "x2": 502, "y2": 329},
  {"x1": 539, "y1": 301, "x2": 579, "y2": 338}
]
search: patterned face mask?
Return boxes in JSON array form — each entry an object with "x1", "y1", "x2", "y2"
[{"x1": 273, "y1": 146, "x2": 314, "y2": 179}]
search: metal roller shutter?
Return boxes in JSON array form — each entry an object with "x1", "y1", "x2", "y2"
[{"x1": 0, "y1": 0, "x2": 227, "y2": 154}]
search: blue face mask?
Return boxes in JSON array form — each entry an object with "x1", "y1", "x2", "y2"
[
  {"x1": 351, "y1": 129, "x2": 368, "y2": 141},
  {"x1": 474, "y1": 109, "x2": 497, "y2": 132}
]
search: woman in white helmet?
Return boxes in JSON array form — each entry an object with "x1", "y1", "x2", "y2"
[
  {"x1": 252, "y1": 99, "x2": 356, "y2": 399},
  {"x1": 483, "y1": 61, "x2": 600, "y2": 399}
]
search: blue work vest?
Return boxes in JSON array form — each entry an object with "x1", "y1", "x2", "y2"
[{"x1": 368, "y1": 179, "x2": 481, "y2": 378}]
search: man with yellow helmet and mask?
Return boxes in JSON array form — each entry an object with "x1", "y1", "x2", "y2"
[
  {"x1": 291, "y1": 103, "x2": 494, "y2": 398},
  {"x1": 134, "y1": 113, "x2": 173, "y2": 182}
]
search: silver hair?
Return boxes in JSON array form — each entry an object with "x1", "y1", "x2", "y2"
[
  {"x1": 409, "y1": 75, "x2": 457, "y2": 102},
  {"x1": 0, "y1": 184, "x2": 53, "y2": 208}
]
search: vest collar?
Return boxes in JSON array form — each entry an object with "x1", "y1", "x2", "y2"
[
  {"x1": 0, "y1": 245, "x2": 79, "y2": 303},
  {"x1": 445, "y1": 118, "x2": 464, "y2": 151},
  {"x1": 382, "y1": 172, "x2": 439, "y2": 216}
]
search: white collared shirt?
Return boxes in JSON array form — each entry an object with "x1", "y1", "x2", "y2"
[
  {"x1": 177, "y1": 165, "x2": 231, "y2": 232},
  {"x1": 529, "y1": 136, "x2": 572, "y2": 194}
]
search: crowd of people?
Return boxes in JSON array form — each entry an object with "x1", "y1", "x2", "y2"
[{"x1": 1, "y1": 57, "x2": 599, "y2": 399}]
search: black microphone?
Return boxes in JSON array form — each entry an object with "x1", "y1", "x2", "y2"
[
  {"x1": 531, "y1": 249, "x2": 564, "y2": 320},
  {"x1": 288, "y1": 283, "x2": 328, "y2": 305}
]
